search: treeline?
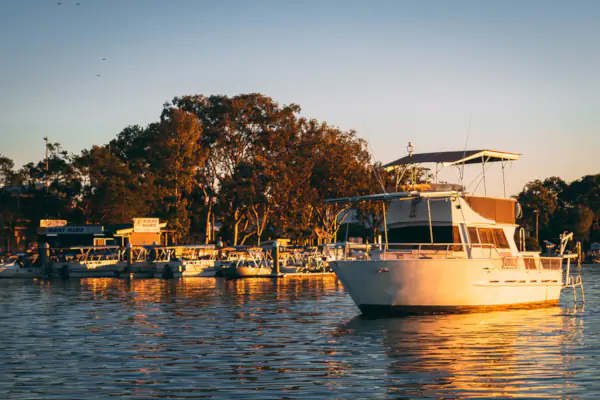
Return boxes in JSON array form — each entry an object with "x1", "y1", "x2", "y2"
[
  {"x1": 0, "y1": 94, "x2": 379, "y2": 245},
  {"x1": 1, "y1": 93, "x2": 598, "y2": 249},
  {"x1": 515, "y1": 175, "x2": 600, "y2": 248}
]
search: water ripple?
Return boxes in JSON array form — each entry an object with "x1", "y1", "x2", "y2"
[{"x1": 0, "y1": 266, "x2": 598, "y2": 398}]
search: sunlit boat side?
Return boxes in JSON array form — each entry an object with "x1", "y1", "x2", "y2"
[{"x1": 327, "y1": 147, "x2": 584, "y2": 316}]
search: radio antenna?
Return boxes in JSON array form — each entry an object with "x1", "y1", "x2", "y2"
[
  {"x1": 362, "y1": 126, "x2": 387, "y2": 193},
  {"x1": 460, "y1": 113, "x2": 472, "y2": 188}
]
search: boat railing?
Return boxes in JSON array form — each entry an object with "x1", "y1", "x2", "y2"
[
  {"x1": 371, "y1": 243, "x2": 467, "y2": 261},
  {"x1": 371, "y1": 243, "x2": 522, "y2": 269}
]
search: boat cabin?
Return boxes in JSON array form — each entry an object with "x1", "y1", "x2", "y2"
[{"x1": 327, "y1": 147, "x2": 523, "y2": 259}]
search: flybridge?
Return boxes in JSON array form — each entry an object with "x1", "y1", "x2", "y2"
[{"x1": 379, "y1": 146, "x2": 520, "y2": 198}]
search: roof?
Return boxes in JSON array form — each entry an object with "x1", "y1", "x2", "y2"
[
  {"x1": 325, "y1": 190, "x2": 460, "y2": 204},
  {"x1": 383, "y1": 149, "x2": 520, "y2": 170}
]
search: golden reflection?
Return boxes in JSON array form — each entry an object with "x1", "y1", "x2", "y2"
[{"x1": 336, "y1": 307, "x2": 585, "y2": 397}]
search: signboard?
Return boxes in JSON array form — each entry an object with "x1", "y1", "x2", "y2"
[
  {"x1": 133, "y1": 218, "x2": 160, "y2": 233},
  {"x1": 40, "y1": 219, "x2": 68, "y2": 228},
  {"x1": 45, "y1": 226, "x2": 104, "y2": 235}
]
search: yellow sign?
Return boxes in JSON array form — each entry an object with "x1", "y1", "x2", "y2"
[
  {"x1": 40, "y1": 219, "x2": 67, "y2": 228},
  {"x1": 133, "y1": 218, "x2": 160, "y2": 233}
]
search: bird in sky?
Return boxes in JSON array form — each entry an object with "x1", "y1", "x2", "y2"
[{"x1": 57, "y1": 2, "x2": 62, "y2": 5}]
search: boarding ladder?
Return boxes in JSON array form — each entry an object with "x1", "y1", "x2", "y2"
[{"x1": 559, "y1": 233, "x2": 585, "y2": 305}]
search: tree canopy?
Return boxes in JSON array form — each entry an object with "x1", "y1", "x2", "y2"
[
  {"x1": 1, "y1": 93, "x2": 598, "y2": 250},
  {"x1": 0, "y1": 94, "x2": 379, "y2": 247}
]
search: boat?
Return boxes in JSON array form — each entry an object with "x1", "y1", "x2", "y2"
[
  {"x1": 144, "y1": 246, "x2": 184, "y2": 279},
  {"x1": 327, "y1": 146, "x2": 584, "y2": 316},
  {"x1": 587, "y1": 243, "x2": 600, "y2": 264},
  {"x1": 216, "y1": 247, "x2": 271, "y2": 278},
  {"x1": 178, "y1": 245, "x2": 219, "y2": 277},
  {"x1": 50, "y1": 246, "x2": 122, "y2": 278},
  {"x1": 0, "y1": 253, "x2": 43, "y2": 278},
  {"x1": 278, "y1": 245, "x2": 333, "y2": 274}
]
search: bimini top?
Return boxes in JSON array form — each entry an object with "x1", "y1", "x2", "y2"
[
  {"x1": 325, "y1": 190, "x2": 460, "y2": 204},
  {"x1": 383, "y1": 149, "x2": 520, "y2": 171}
]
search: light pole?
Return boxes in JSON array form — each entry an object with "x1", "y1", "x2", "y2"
[{"x1": 44, "y1": 137, "x2": 49, "y2": 193}]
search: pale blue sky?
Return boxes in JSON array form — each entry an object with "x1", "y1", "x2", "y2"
[{"x1": 1, "y1": 0, "x2": 599, "y2": 196}]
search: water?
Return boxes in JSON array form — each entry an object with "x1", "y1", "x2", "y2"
[{"x1": 0, "y1": 266, "x2": 598, "y2": 399}]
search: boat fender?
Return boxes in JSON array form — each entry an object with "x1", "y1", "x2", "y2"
[{"x1": 162, "y1": 264, "x2": 174, "y2": 280}]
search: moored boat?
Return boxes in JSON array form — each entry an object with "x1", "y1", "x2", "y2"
[
  {"x1": 327, "y1": 147, "x2": 583, "y2": 316},
  {"x1": 178, "y1": 245, "x2": 219, "y2": 277},
  {"x1": 217, "y1": 247, "x2": 271, "y2": 278},
  {"x1": 0, "y1": 253, "x2": 43, "y2": 278},
  {"x1": 50, "y1": 246, "x2": 121, "y2": 278}
]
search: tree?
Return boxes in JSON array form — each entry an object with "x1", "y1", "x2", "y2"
[
  {"x1": 0, "y1": 155, "x2": 16, "y2": 187},
  {"x1": 150, "y1": 108, "x2": 205, "y2": 242},
  {"x1": 76, "y1": 145, "x2": 151, "y2": 224},
  {"x1": 515, "y1": 177, "x2": 568, "y2": 241}
]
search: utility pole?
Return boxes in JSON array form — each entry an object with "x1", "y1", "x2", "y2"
[{"x1": 44, "y1": 137, "x2": 49, "y2": 193}]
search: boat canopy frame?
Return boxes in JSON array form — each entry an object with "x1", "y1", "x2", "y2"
[{"x1": 382, "y1": 149, "x2": 520, "y2": 197}]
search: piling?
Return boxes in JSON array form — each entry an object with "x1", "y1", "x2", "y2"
[
  {"x1": 125, "y1": 241, "x2": 134, "y2": 279},
  {"x1": 273, "y1": 240, "x2": 280, "y2": 275},
  {"x1": 40, "y1": 242, "x2": 52, "y2": 277}
]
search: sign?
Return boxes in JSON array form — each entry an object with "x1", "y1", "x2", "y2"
[
  {"x1": 45, "y1": 226, "x2": 104, "y2": 235},
  {"x1": 133, "y1": 218, "x2": 160, "y2": 233},
  {"x1": 40, "y1": 219, "x2": 67, "y2": 228}
]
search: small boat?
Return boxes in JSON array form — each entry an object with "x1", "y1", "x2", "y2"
[
  {"x1": 50, "y1": 246, "x2": 121, "y2": 278},
  {"x1": 178, "y1": 245, "x2": 219, "y2": 277},
  {"x1": 278, "y1": 246, "x2": 332, "y2": 274},
  {"x1": 217, "y1": 247, "x2": 271, "y2": 278},
  {"x1": 587, "y1": 243, "x2": 600, "y2": 264},
  {"x1": 144, "y1": 246, "x2": 184, "y2": 279},
  {"x1": 327, "y1": 146, "x2": 583, "y2": 316},
  {"x1": 0, "y1": 253, "x2": 43, "y2": 278}
]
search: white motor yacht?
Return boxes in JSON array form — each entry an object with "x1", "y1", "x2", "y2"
[{"x1": 327, "y1": 147, "x2": 583, "y2": 316}]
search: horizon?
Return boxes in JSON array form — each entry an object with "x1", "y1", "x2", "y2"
[{"x1": 1, "y1": 0, "x2": 599, "y2": 197}]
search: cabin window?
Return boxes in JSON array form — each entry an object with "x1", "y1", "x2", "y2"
[
  {"x1": 467, "y1": 227, "x2": 480, "y2": 244},
  {"x1": 478, "y1": 228, "x2": 493, "y2": 245},
  {"x1": 452, "y1": 226, "x2": 461, "y2": 244},
  {"x1": 452, "y1": 226, "x2": 463, "y2": 251},
  {"x1": 388, "y1": 226, "x2": 458, "y2": 244},
  {"x1": 492, "y1": 229, "x2": 510, "y2": 249}
]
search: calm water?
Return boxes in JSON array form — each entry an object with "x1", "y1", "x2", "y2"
[{"x1": 0, "y1": 266, "x2": 599, "y2": 399}]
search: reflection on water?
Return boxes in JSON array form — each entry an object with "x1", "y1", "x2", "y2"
[
  {"x1": 336, "y1": 308, "x2": 585, "y2": 398},
  {"x1": 0, "y1": 267, "x2": 599, "y2": 399}
]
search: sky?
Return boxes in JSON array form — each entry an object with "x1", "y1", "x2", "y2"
[{"x1": 1, "y1": 0, "x2": 599, "y2": 197}]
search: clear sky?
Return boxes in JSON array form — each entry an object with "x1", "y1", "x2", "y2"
[{"x1": 1, "y1": 0, "x2": 599, "y2": 197}]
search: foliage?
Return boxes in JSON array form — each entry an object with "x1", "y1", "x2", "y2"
[
  {"x1": 2, "y1": 92, "x2": 598, "y2": 250},
  {"x1": 516, "y1": 175, "x2": 600, "y2": 248}
]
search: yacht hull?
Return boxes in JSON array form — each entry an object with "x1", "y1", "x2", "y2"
[{"x1": 331, "y1": 259, "x2": 563, "y2": 316}]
